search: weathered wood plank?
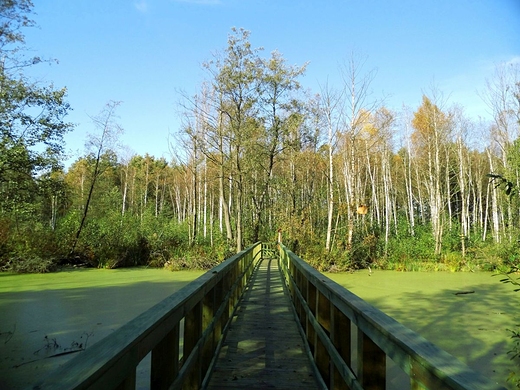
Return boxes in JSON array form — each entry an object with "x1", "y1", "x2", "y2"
[{"x1": 206, "y1": 259, "x2": 320, "y2": 390}]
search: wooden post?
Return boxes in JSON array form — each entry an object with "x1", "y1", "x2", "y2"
[
  {"x1": 297, "y1": 269, "x2": 307, "y2": 328},
  {"x1": 410, "y1": 359, "x2": 444, "y2": 389},
  {"x1": 307, "y1": 282, "x2": 317, "y2": 355},
  {"x1": 115, "y1": 371, "x2": 136, "y2": 390},
  {"x1": 214, "y1": 278, "x2": 224, "y2": 347},
  {"x1": 151, "y1": 324, "x2": 179, "y2": 390},
  {"x1": 331, "y1": 305, "x2": 350, "y2": 390},
  {"x1": 357, "y1": 330, "x2": 385, "y2": 389},
  {"x1": 229, "y1": 264, "x2": 237, "y2": 312},
  {"x1": 238, "y1": 257, "x2": 244, "y2": 296},
  {"x1": 221, "y1": 270, "x2": 231, "y2": 327},
  {"x1": 317, "y1": 291, "x2": 331, "y2": 332},
  {"x1": 184, "y1": 301, "x2": 202, "y2": 388},
  {"x1": 201, "y1": 288, "x2": 215, "y2": 375},
  {"x1": 316, "y1": 291, "x2": 331, "y2": 385}
]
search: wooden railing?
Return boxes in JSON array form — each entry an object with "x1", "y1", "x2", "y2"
[
  {"x1": 34, "y1": 243, "x2": 262, "y2": 390},
  {"x1": 278, "y1": 244, "x2": 505, "y2": 390}
]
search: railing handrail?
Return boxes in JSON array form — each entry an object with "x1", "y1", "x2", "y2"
[
  {"x1": 278, "y1": 243, "x2": 505, "y2": 390},
  {"x1": 33, "y1": 242, "x2": 262, "y2": 390}
]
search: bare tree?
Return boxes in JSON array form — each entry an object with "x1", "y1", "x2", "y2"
[
  {"x1": 318, "y1": 81, "x2": 343, "y2": 251},
  {"x1": 70, "y1": 101, "x2": 123, "y2": 255}
]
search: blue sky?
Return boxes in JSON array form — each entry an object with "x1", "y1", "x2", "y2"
[{"x1": 24, "y1": 0, "x2": 520, "y2": 165}]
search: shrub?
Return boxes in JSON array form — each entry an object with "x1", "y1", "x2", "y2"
[{"x1": 2, "y1": 254, "x2": 56, "y2": 273}]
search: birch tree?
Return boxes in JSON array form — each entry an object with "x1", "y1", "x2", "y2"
[
  {"x1": 411, "y1": 95, "x2": 452, "y2": 256},
  {"x1": 338, "y1": 53, "x2": 379, "y2": 250},
  {"x1": 319, "y1": 82, "x2": 343, "y2": 251}
]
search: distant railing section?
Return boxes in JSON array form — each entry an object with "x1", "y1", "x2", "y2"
[
  {"x1": 261, "y1": 242, "x2": 277, "y2": 259},
  {"x1": 34, "y1": 242, "x2": 262, "y2": 390},
  {"x1": 278, "y1": 243, "x2": 505, "y2": 390}
]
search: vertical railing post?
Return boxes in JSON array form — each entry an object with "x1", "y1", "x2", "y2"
[
  {"x1": 316, "y1": 291, "x2": 331, "y2": 385},
  {"x1": 295, "y1": 266, "x2": 303, "y2": 322},
  {"x1": 115, "y1": 371, "x2": 136, "y2": 390},
  {"x1": 307, "y1": 281, "x2": 317, "y2": 355},
  {"x1": 214, "y1": 277, "x2": 224, "y2": 348},
  {"x1": 221, "y1": 268, "x2": 231, "y2": 329},
  {"x1": 298, "y1": 268, "x2": 307, "y2": 329},
  {"x1": 201, "y1": 287, "x2": 215, "y2": 376},
  {"x1": 285, "y1": 251, "x2": 293, "y2": 299},
  {"x1": 357, "y1": 330, "x2": 385, "y2": 389},
  {"x1": 250, "y1": 245, "x2": 258, "y2": 277},
  {"x1": 229, "y1": 263, "x2": 237, "y2": 313},
  {"x1": 184, "y1": 301, "x2": 202, "y2": 388},
  {"x1": 331, "y1": 304, "x2": 350, "y2": 390},
  {"x1": 410, "y1": 359, "x2": 445, "y2": 389},
  {"x1": 240, "y1": 252, "x2": 246, "y2": 293},
  {"x1": 151, "y1": 324, "x2": 179, "y2": 390}
]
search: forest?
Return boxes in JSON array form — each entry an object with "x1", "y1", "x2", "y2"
[{"x1": 1, "y1": 3, "x2": 520, "y2": 274}]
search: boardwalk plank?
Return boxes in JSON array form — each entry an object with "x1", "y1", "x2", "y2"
[{"x1": 206, "y1": 258, "x2": 319, "y2": 389}]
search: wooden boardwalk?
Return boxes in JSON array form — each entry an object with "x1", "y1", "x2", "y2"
[{"x1": 206, "y1": 258, "x2": 320, "y2": 389}]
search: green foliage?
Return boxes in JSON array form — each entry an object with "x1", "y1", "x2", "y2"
[
  {"x1": 507, "y1": 328, "x2": 520, "y2": 388},
  {"x1": 500, "y1": 264, "x2": 520, "y2": 387},
  {"x1": 349, "y1": 232, "x2": 381, "y2": 268},
  {"x1": 0, "y1": 0, "x2": 72, "y2": 272},
  {"x1": 166, "y1": 245, "x2": 220, "y2": 271},
  {"x1": 383, "y1": 223, "x2": 436, "y2": 267},
  {"x1": 72, "y1": 211, "x2": 148, "y2": 268},
  {"x1": 474, "y1": 240, "x2": 520, "y2": 272},
  {"x1": 2, "y1": 254, "x2": 56, "y2": 273},
  {"x1": 0, "y1": 0, "x2": 34, "y2": 46},
  {"x1": 164, "y1": 229, "x2": 233, "y2": 270},
  {"x1": 0, "y1": 74, "x2": 72, "y2": 178},
  {"x1": 56, "y1": 205, "x2": 230, "y2": 271},
  {"x1": 0, "y1": 219, "x2": 62, "y2": 273},
  {"x1": 139, "y1": 212, "x2": 186, "y2": 267},
  {"x1": 488, "y1": 173, "x2": 517, "y2": 198}
]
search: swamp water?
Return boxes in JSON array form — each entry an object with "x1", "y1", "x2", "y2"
[
  {"x1": 0, "y1": 268, "x2": 518, "y2": 389},
  {"x1": 0, "y1": 267, "x2": 204, "y2": 389},
  {"x1": 326, "y1": 270, "x2": 520, "y2": 389}
]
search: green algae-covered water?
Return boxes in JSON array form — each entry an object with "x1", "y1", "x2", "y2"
[
  {"x1": 325, "y1": 270, "x2": 520, "y2": 389},
  {"x1": 1, "y1": 268, "x2": 518, "y2": 389},
  {"x1": 0, "y1": 267, "x2": 204, "y2": 389}
]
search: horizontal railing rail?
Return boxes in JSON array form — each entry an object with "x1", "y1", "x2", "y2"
[
  {"x1": 278, "y1": 244, "x2": 505, "y2": 390},
  {"x1": 33, "y1": 242, "x2": 262, "y2": 390}
]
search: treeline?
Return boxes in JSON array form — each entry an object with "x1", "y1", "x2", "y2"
[{"x1": 1, "y1": 7, "x2": 520, "y2": 272}]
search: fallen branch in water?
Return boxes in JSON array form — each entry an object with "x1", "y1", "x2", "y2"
[
  {"x1": 454, "y1": 290, "x2": 475, "y2": 295},
  {"x1": 12, "y1": 348, "x2": 84, "y2": 368},
  {"x1": 1, "y1": 323, "x2": 16, "y2": 345},
  {"x1": 14, "y1": 332, "x2": 93, "y2": 368}
]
